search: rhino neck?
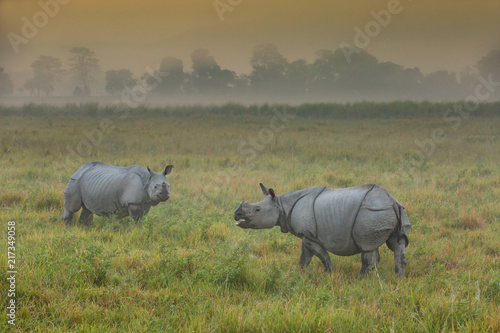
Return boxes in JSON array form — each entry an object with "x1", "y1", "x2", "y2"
[
  {"x1": 275, "y1": 197, "x2": 289, "y2": 233},
  {"x1": 278, "y1": 186, "x2": 326, "y2": 235},
  {"x1": 276, "y1": 186, "x2": 327, "y2": 234}
]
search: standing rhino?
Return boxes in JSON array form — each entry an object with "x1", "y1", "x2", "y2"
[
  {"x1": 63, "y1": 162, "x2": 173, "y2": 225},
  {"x1": 234, "y1": 183, "x2": 411, "y2": 277}
]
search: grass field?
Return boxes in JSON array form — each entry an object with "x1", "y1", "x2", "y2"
[{"x1": 0, "y1": 103, "x2": 499, "y2": 332}]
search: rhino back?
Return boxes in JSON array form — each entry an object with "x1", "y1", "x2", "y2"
[
  {"x1": 314, "y1": 186, "x2": 373, "y2": 256},
  {"x1": 80, "y1": 164, "x2": 147, "y2": 215}
]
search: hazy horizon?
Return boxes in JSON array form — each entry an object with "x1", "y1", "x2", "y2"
[{"x1": 2, "y1": 0, "x2": 500, "y2": 77}]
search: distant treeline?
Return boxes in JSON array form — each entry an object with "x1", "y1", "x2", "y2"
[
  {"x1": 1, "y1": 101, "x2": 500, "y2": 119},
  {"x1": 1, "y1": 45, "x2": 500, "y2": 102}
]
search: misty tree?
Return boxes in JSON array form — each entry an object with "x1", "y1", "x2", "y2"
[
  {"x1": 105, "y1": 69, "x2": 137, "y2": 95},
  {"x1": 310, "y1": 50, "x2": 336, "y2": 92},
  {"x1": 23, "y1": 55, "x2": 63, "y2": 96},
  {"x1": 476, "y1": 49, "x2": 500, "y2": 99},
  {"x1": 422, "y1": 70, "x2": 459, "y2": 100},
  {"x1": 0, "y1": 67, "x2": 14, "y2": 95},
  {"x1": 144, "y1": 57, "x2": 185, "y2": 95},
  {"x1": 250, "y1": 44, "x2": 288, "y2": 93},
  {"x1": 376, "y1": 62, "x2": 422, "y2": 99},
  {"x1": 190, "y1": 49, "x2": 235, "y2": 93},
  {"x1": 286, "y1": 59, "x2": 310, "y2": 93},
  {"x1": 68, "y1": 47, "x2": 100, "y2": 97},
  {"x1": 331, "y1": 47, "x2": 380, "y2": 96}
]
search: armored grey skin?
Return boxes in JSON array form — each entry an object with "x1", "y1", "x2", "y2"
[
  {"x1": 234, "y1": 183, "x2": 411, "y2": 277},
  {"x1": 62, "y1": 162, "x2": 173, "y2": 225}
]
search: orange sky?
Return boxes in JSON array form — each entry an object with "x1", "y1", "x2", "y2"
[{"x1": 1, "y1": 0, "x2": 499, "y2": 75}]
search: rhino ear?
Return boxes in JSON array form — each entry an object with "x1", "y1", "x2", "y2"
[
  {"x1": 147, "y1": 166, "x2": 154, "y2": 176},
  {"x1": 260, "y1": 183, "x2": 269, "y2": 196},
  {"x1": 269, "y1": 188, "x2": 276, "y2": 200},
  {"x1": 163, "y1": 165, "x2": 173, "y2": 176}
]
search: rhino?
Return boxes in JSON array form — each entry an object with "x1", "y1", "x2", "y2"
[
  {"x1": 62, "y1": 162, "x2": 173, "y2": 225},
  {"x1": 234, "y1": 183, "x2": 411, "y2": 277}
]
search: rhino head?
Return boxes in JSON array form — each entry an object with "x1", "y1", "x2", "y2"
[
  {"x1": 146, "y1": 165, "x2": 173, "y2": 205},
  {"x1": 234, "y1": 183, "x2": 280, "y2": 229}
]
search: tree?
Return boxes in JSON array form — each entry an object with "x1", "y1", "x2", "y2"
[
  {"x1": 190, "y1": 49, "x2": 235, "y2": 93},
  {"x1": 422, "y1": 70, "x2": 459, "y2": 100},
  {"x1": 476, "y1": 49, "x2": 500, "y2": 99},
  {"x1": 331, "y1": 47, "x2": 380, "y2": 95},
  {"x1": 105, "y1": 69, "x2": 136, "y2": 95},
  {"x1": 144, "y1": 57, "x2": 185, "y2": 95},
  {"x1": 24, "y1": 55, "x2": 63, "y2": 96},
  {"x1": 250, "y1": 44, "x2": 288, "y2": 93},
  {"x1": 286, "y1": 59, "x2": 310, "y2": 93},
  {"x1": 67, "y1": 47, "x2": 100, "y2": 97},
  {"x1": 310, "y1": 49, "x2": 336, "y2": 92},
  {"x1": 0, "y1": 67, "x2": 14, "y2": 95}
]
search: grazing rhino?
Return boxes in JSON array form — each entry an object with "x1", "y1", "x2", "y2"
[
  {"x1": 62, "y1": 162, "x2": 173, "y2": 225},
  {"x1": 234, "y1": 183, "x2": 411, "y2": 277}
]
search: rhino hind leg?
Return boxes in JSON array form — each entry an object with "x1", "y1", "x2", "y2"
[
  {"x1": 79, "y1": 205, "x2": 93, "y2": 226},
  {"x1": 386, "y1": 234, "x2": 407, "y2": 277},
  {"x1": 299, "y1": 242, "x2": 314, "y2": 268},
  {"x1": 302, "y1": 238, "x2": 333, "y2": 273},
  {"x1": 360, "y1": 248, "x2": 380, "y2": 274}
]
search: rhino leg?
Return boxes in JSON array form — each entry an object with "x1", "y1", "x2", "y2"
[
  {"x1": 299, "y1": 242, "x2": 314, "y2": 268},
  {"x1": 62, "y1": 209, "x2": 74, "y2": 225},
  {"x1": 360, "y1": 248, "x2": 380, "y2": 274},
  {"x1": 63, "y1": 180, "x2": 82, "y2": 225},
  {"x1": 127, "y1": 204, "x2": 144, "y2": 222},
  {"x1": 386, "y1": 235, "x2": 407, "y2": 277},
  {"x1": 79, "y1": 205, "x2": 93, "y2": 226},
  {"x1": 302, "y1": 238, "x2": 333, "y2": 273}
]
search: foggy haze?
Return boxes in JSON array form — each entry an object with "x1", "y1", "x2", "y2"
[{"x1": 1, "y1": 0, "x2": 500, "y2": 104}]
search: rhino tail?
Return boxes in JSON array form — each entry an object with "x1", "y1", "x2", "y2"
[{"x1": 387, "y1": 200, "x2": 411, "y2": 249}]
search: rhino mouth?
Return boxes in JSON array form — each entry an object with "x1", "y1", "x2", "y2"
[{"x1": 235, "y1": 218, "x2": 253, "y2": 229}]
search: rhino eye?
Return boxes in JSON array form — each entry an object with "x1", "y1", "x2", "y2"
[{"x1": 256, "y1": 207, "x2": 261, "y2": 212}]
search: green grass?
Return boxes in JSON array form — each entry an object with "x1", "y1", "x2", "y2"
[{"x1": 0, "y1": 103, "x2": 499, "y2": 332}]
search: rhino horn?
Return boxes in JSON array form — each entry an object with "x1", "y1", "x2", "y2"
[{"x1": 260, "y1": 183, "x2": 269, "y2": 196}]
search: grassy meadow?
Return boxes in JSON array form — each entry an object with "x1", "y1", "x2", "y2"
[{"x1": 0, "y1": 103, "x2": 499, "y2": 332}]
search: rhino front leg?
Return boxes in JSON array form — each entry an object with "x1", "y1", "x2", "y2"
[
  {"x1": 62, "y1": 209, "x2": 74, "y2": 225},
  {"x1": 79, "y1": 205, "x2": 93, "y2": 226},
  {"x1": 127, "y1": 204, "x2": 144, "y2": 222},
  {"x1": 300, "y1": 242, "x2": 314, "y2": 268},
  {"x1": 302, "y1": 238, "x2": 333, "y2": 273},
  {"x1": 360, "y1": 248, "x2": 380, "y2": 274}
]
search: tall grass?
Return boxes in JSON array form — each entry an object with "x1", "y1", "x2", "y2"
[{"x1": 0, "y1": 103, "x2": 499, "y2": 332}]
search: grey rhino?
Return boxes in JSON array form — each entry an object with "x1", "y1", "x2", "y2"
[
  {"x1": 234, "y1": 183, "x2": 411, "y2": 277},
  {"x1": 62, "y1": 162, "x2": 173, "y2": 225}
]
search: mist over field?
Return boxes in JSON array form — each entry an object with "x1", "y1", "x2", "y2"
[{"x1": 1, "y1": 0, "x2": 500, "y2": 105}]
